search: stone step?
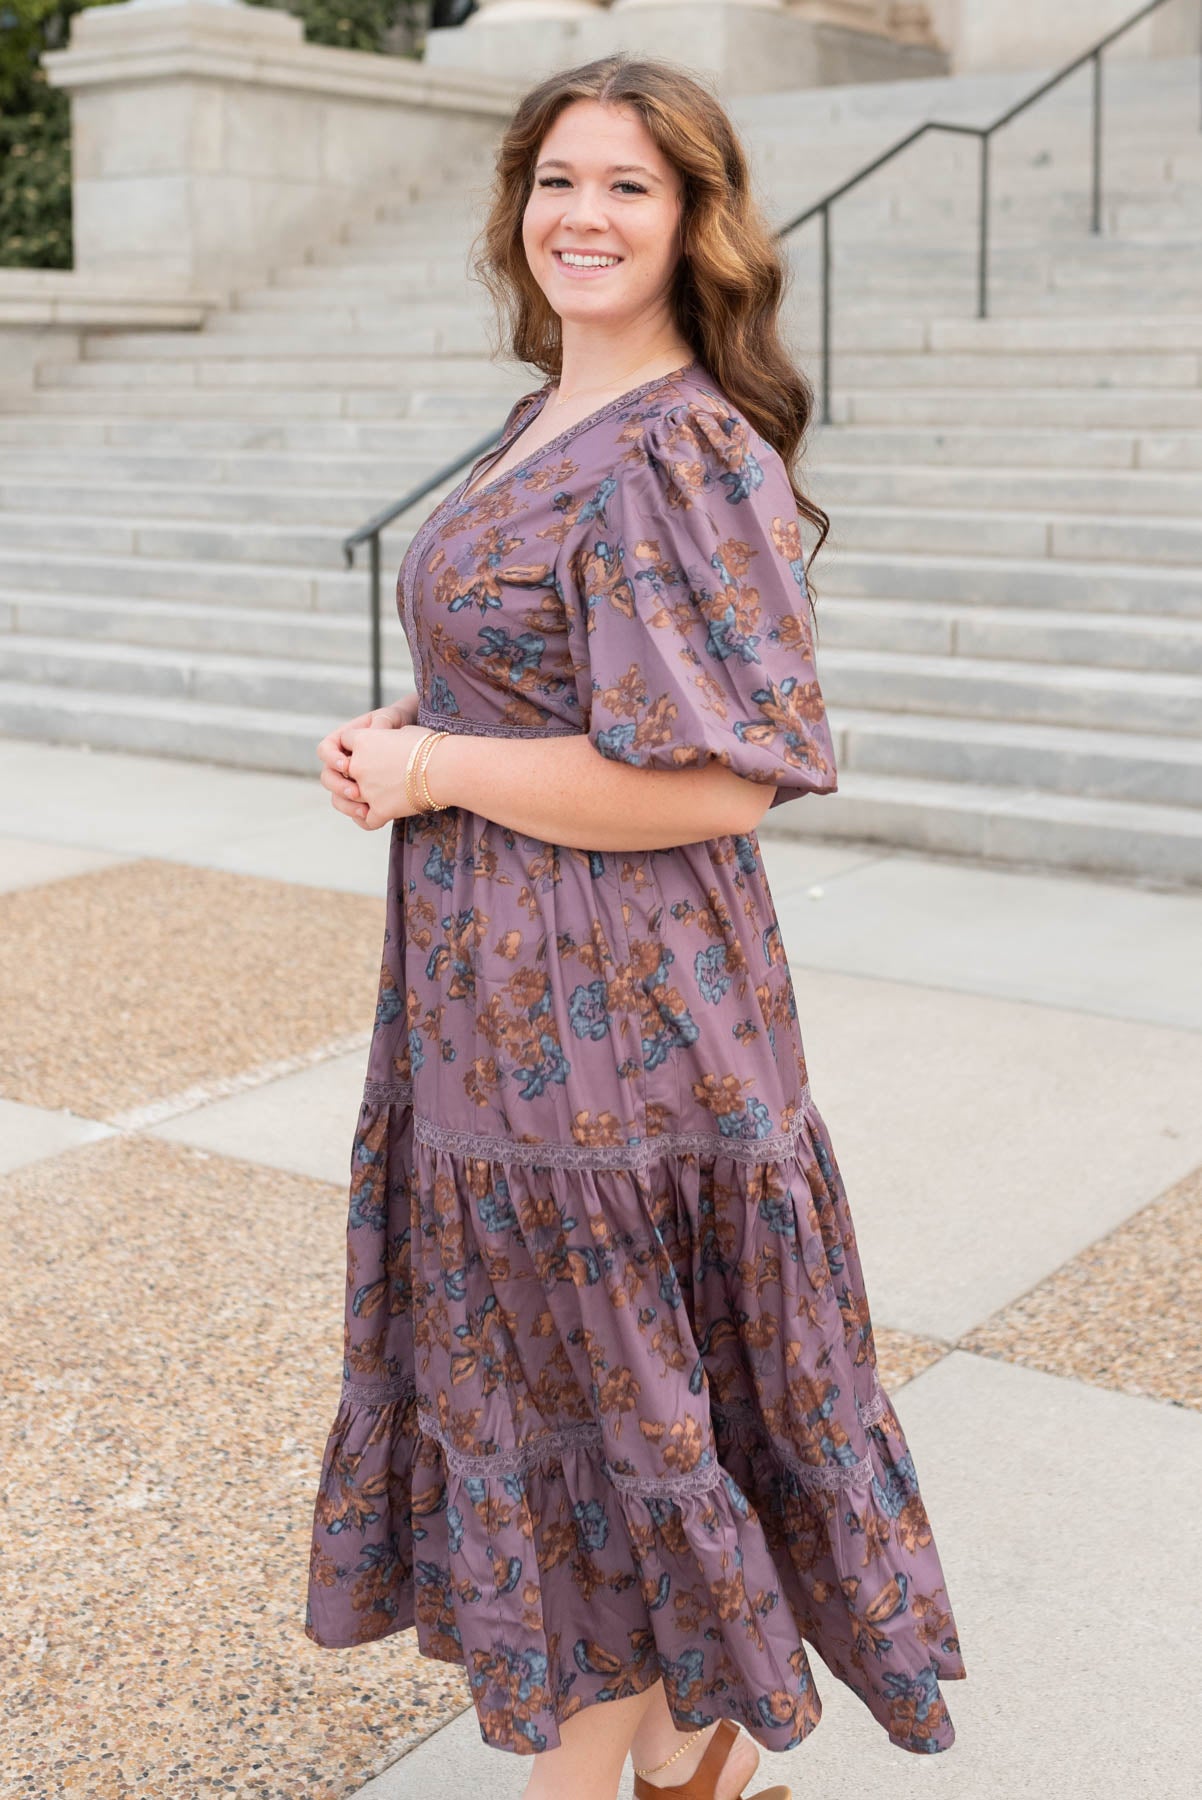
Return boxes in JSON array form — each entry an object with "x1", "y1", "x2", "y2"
[
  {"x1": 0, "y1": 546, "x2": 367, "y2": 612},
  {"x1": 812, "y1": 460, "x2": 1202, "y2": 513},
  {"x1": 0, "y1": 476, "x2": 411, "y2": 525},
  {"x1": 2, "y1": 492, "x2": 1196, "y2": 576},
  {"x1": 923, "y1": 314, "x2": 1202, "y2": 352},
  {"x1": 4, "y1": 460, "x2": 1195, "y2": 527},
  {"x1": 0, "y1": 678, "x2": 333, "y2": 776},
  {"x1": 7, "y1": 595, "x2": 1199, "y2": 742},
  {"x1": 0, "y1": 634, "x2": 411, "y2": 716},
  {"x1": 9, "y1": 582, "x2": 1196, "y2": 689},
  {"x1": 820, "y1": 549, "x2": 1202, "y2": 617},
  {"x1": 0, "y1": 590, "x2": 398, "y2": 662},
  {"x1": 0, "y1": 412, "x2": 515, "y2": 455},
  {"x1": 33, "y1": 350, "x2": 522, "y2": 390},
  {"x1": 819, "y1": 647, "x2": 1202, "y2": 737},
  {"x1": 87, "y1": 316, "x2": 496, "y2": 356},
  {"x1": 144, "y1": 312, "x2": 1202, "y2": 357},
  {"x1": 0, "y1": 509, "x2": 410, "y2": 570},
  {"x1": 1, "y1": 413, "x2": 1198, "y2": 480},
  {"x1": 226, "y1": 268, "x2": 1202, "y2": 313},
  {"x1": 832, "y1": 707, "x2": 1202, "y2": 809},
  {"x1": 83, "y1": 314, "x2": 929, "y2": 356},
  {"x1": 831, "y1": 502, "x2": 1202, "y2": 565},
  {"x1": 778, "y1": 766, "x2": 1202, "y2": 886},
  {"x1": 819, "y1": 599, "x2": 1202, "y2": 674},
  {"x1": 37, "y1": 351, "x2": 513, "y2": 390},
  {"x1": 812, "y1": 426, "x2": 1202, "y2": 470},
  {"x1": 0, "y1": 384, "x2": 522, "y2": 420},
  {"x1": 833, "y1": 351, "x2": 1200, "y2": 388},
  {"x1": 44, "y1": 348, "x2": 1202, "y2": 393},
  {"x1": 836, "y1": 386, "x2": 1202, "y2": 427},
  {"x1": 13, "y1": 375, "x2": 1202, "y2": 433}
]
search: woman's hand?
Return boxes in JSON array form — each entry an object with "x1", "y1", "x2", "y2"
[
  {"x1": 316, "y1": 693, "x2": 419, "y2": 827},
  {"x1": 343, "y1": 722, "x2": 435, "y2": 831}
]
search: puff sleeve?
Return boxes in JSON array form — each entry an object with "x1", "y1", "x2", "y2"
[{"x1": 568, "y1": 398, "x2": 837, "y2": 811}]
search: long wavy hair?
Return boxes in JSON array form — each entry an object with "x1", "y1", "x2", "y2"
[{"x1": 469, "y1": 53, "x2": 830, "y2": 584}]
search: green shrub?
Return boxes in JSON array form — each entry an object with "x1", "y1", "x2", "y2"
[
  {"x1": 244, "y1": 0, "x2": 410, "y2": 53},
  {"x1": 0, "y1": 81, "x2": 71, "y2": 268}
]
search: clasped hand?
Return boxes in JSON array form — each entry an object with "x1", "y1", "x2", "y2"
[{"x1": 315, "y1": 692, "x2": 436, "y2": 831}]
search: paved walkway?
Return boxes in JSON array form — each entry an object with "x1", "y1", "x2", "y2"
[{"x1": 2, "y1": 738, "x2": 1200, "y2": 1799}]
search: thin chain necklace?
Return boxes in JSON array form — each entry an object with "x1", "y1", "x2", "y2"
[{"x1": 546, "y1": 347, "x2": 694, "y2": 411}]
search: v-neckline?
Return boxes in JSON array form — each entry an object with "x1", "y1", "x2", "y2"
[{"x1": 457, "y1": 357, "x2": 701, "y2": 509}]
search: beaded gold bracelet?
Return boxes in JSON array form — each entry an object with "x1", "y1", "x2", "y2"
[{"x1": 405, "y1": 728, "x2": 449, "y2": 814}]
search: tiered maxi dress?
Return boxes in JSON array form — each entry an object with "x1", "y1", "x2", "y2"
[{"x1": 304, "y1": 358, "x2": 965, "y2": 1758}]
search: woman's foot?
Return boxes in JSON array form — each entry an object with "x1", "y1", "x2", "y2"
[{"x1": 634, "y1": 1719, "x2": 761, "y2": 1798}]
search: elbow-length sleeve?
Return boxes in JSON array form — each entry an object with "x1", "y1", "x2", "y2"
[{"x1": 567, "y1": 398, "x2": 837, "y2": 810}]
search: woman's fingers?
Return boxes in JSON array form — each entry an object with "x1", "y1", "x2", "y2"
[
  {"x1": 317, "y1": 712, "x2": 374, "y2": 771},
  {"x1": 319, "y1": 762, "x2": 368, "y2": 821}
]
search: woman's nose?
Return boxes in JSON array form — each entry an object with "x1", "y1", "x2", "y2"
[{"x1": 559, "y1": 186, "x2": 610, "y2": 230}]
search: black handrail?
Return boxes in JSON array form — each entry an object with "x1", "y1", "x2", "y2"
[
  {"x1": 778, "y1": 0, "x2": 1202, "y2": 425},
  {"x1": 346, "y1": 0, "x2": 1202, "y2": 708}
]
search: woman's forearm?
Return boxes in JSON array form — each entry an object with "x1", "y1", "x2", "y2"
[{"x1": 423, "y1": 728, "x2": 774, "y2": 850}]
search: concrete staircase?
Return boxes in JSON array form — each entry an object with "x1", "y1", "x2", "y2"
[{"x1": 1, "y1": 52, "x2": 1200, "y2": 883}]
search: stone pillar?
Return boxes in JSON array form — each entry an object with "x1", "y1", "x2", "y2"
[{"x1": 41, "y1": 0, "x2": 517, "y2": 295}]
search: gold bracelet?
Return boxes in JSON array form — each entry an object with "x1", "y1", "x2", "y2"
[
  {"x1": 417, "y1": 729, "x2": 446, "y2": 812},
  {"x1": 406, "y1": 729, "x2": 449, "y2": 814},
  {"x1": 403, "y1": 733, "x2": 428, "y2": 814},
  {"x1": 416, "y1": 731, "x2": 448, "y2": 812}
]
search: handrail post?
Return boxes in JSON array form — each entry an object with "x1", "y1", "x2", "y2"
[
  {"x1": 977, "y1": 133, "x2": 990, "y2": 319},
  {"x1": 370, "y1": 530, "x2": 382, "y2": 712},
  {"x1": 820, "y1": 203, "x2": 832, "y2": 425},
  {"x1": 1091, "y1": 48, "x2": 1104, "y2": 233}
]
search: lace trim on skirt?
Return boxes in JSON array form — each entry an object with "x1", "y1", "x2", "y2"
[
  {"x1": 360, "y1": 1078, "x2": 815, "y2": 1169},
  {"x1": 336, "y1": 1372, "x2": 891, "y2": 1497}
]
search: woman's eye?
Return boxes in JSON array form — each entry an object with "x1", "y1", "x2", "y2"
[{"x1": 535, "y1": 178, "x2": 647, "y2": 195}]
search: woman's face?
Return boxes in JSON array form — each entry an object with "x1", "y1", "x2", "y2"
[{"x1": 521, "y1": 99, "x2": 685, "y2": 335}]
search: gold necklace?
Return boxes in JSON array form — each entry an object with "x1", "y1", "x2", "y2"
[{"x1": 547, "y1": 348, "x2": 693, "y2": 410}]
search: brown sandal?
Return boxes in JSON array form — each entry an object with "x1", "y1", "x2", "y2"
[{"x1": 631, "y1": 1718, "x2": 791, "y2": 1800}]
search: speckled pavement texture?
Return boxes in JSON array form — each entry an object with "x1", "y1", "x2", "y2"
[
  {"x1": 962, "y1": 1163, "x2": 1202, "y2": 1412},
  {"x1": 0, "y1": 858, "x2": 383, "y2": 1122},
  {"x1": 1, "y1": 740, "x2": 1201, "y2": 1800}
]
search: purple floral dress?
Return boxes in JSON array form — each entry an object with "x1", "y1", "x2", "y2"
[{"x1": 304, "y1": 359, "x2": 965, "y2": 1757}]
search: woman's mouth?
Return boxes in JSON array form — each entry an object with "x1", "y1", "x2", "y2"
[{"x1": 552, "y1": 250, "x2": 624, "y2": 279}]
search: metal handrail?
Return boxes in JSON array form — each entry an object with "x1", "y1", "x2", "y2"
[
  {"x1": 347, "y1": 0, "x2": 1202, "y2": 707},
  {"x1": 778, "y1": 0, "x2": 1202, "y2": 424}
]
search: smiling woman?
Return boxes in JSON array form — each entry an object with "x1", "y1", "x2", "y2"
[{"x1": 306, "y1": 52, "x2": 964, "y2": 1800}]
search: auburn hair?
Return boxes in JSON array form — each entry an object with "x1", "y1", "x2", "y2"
[{"x1": 468, "y1": 53, "x2": 830, "y2": 587}]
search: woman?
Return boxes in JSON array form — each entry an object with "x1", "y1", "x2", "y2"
[{"x1": 305, "y1": 53, "x2": 964, "y2": 1800}]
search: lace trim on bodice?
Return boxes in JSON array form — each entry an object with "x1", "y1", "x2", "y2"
[
  {"x1": 416, "y1": 704, "x2": 580, "y2": 739},
  {"x1": 361, "y1": 1078, "x2": 815, "y2": 1169},
  {"x1": 335, "y1": 1371, "x2": 894, "y2": 1498}
]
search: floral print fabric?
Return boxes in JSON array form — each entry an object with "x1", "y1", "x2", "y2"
[{"x1": 304, "y1": 360, "x2": 965, "y2": 1758}]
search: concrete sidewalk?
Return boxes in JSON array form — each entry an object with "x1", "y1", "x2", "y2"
[{"x1": 2, "y1": 738, "x2": 1200, "y2": 1800}]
